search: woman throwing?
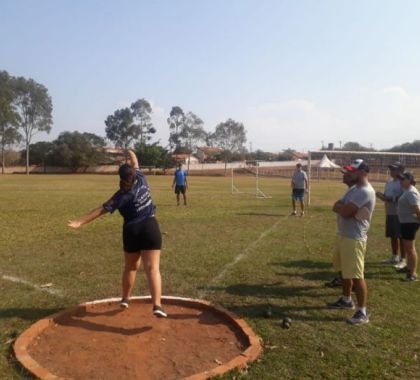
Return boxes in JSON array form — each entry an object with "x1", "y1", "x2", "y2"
[{"x1": 68, "y1": 150, "x2": 167, "y2": 317}]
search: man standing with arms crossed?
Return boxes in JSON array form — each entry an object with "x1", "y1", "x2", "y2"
[
  {"x1": 291, "y1": 163, "x2": 308, "y2": 217},
  {"x1": 328, "y1": 159, "x2": 376, "y2": 325}
]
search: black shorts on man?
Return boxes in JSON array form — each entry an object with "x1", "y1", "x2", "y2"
[
  {"x1": 175, "y1": 185, "x2": 186, "y2": 195},
  {"x1": 385, "y1": 215, "x2": 401, "y2": 238}
]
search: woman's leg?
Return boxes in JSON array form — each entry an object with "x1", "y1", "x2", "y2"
[
  {"x1": 122, "y1": 252, "x2": 142, "y2": 299},
  {"x1": 141, "y1": 250, "x2": 162, "y2": 306},
  {"x1": 403, "y1": 239, "x2": 417, "y2": 276}
]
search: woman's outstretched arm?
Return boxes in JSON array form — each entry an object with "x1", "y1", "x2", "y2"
[
  {"x1": 127, "y1": 149, "x2": 139, "y2": 169},
  {"x1": 67, "y1": 206, "x2": 108, "y2": 228}
]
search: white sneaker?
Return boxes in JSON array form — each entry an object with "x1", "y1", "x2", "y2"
[
  {"x1": 120, "y1": 298, "x2": 129, "y2": 308},
  {"x1": 383, "y1": 256, "x2": 399, "y2": 265},
  {"x1": 394, "y1": 259, "x2": 407, "y2": 269}
]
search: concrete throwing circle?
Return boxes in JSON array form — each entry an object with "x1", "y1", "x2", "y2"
[{"x1": 14, "y1": 296, "x2": 262, "y2": 379}]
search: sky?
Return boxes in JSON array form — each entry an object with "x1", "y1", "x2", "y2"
[{"x1": 2, "y1": 0, "x2": 420, "y2": 152}]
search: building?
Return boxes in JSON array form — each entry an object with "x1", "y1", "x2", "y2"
[{"x1": 196, "y1": 147, "x2": 224, "y2": 163}]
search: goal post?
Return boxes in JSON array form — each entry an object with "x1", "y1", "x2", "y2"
[{"x1": 231, "y1": 161, "x2": 271, "y2": 199}]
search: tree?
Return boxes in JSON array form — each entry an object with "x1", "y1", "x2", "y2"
[
  {"x1": 49, "y1": 131, "x2": 107, "y2": 170},
  {"x1": 105, "y1": 107, "x2": 139, "y2": 150},
  {"x1": 167, "y1": 106, "x2": 185, "y2": 152},
  {"x1": 387, "y1": 140, "x2": 420, "y2": 153},
  {"x1": 134, "y1": 142, "x2": 170, "y2": 168},
  {"x1": 131, "y1": 99, "x2": 156, "y2": 145},
  {"x1": 341, "y1": 141, "x2": 371, "y2": 152},
  {"x1": 0, "y1": 71, "x2": 21, "y2": 174},
  {"x1": 180, "y1": 112, "x2": 208, "y2": 169},
  {"x1": 13, "y1": 76, "x2": 53, "y2": 174},
  {"x1": 212, "y1": 118, "x2": 247, "y2": 172},
  {"x1": 27, "y1": 141, "x2": 54, "y2": 170}
]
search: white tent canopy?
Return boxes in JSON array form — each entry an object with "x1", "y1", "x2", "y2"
[{"x1": 316, "y1": 154, "x2": 341, "y2": 169}]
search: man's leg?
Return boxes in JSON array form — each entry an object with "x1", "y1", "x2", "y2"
[
  {"x1": 391, "y1": 237, "x2": 399, "y2": 256},
  {"x1": 342, "y1": 278, "x2": 353, "y2": 298},
  {"x1": 183, "y1": 189, "x2": 187, "y2": 206},
  {"x1": 399, "y1": 238, "x2": 406, "y2": 259},
  {"x1": 352, "y1": 278, "x2": 367, "y2": 308},
  {"x1": 299, "y1": 199, "x2": 305, "y2": 215},
  {"x1": 291, "y1": 197, "x2": 297, "y2": 215}
]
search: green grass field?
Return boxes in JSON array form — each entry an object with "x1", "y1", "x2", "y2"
[{"x1": 1, "y1": 174, "x2": 419, "y2": 379}]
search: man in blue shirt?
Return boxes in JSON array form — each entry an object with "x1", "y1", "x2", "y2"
[{"x1": 172, "y1": 163, "x2": 188, "y2": 206}]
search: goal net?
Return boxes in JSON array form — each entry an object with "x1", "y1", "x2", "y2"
[{"x1": 231, "y1": 161, "x2": 272, "y2": 199}]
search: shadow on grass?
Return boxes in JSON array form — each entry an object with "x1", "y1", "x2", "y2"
[
  {"x1": 272, "y1": 259, "x2": 332, "y2": 270},
  {"x1": 0, "y1": 308, "x2": 62, "y2": 321},
  {"x1": 275, "y1": 270, "x2": 334, "y2": 282},
  {"x1": 236, "y1": 212, "x2": 287, "y2": 217},
  {"x1": 228, "y1": 303, "x2": 344, "y2": 323}
]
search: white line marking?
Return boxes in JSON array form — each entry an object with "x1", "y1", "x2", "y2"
[
  {"x1": 0, "y1": 273, "x2": 64, "y2": 297},
  {"x1": 199, "y1": 217, "x2": 285, "y2": 298}
]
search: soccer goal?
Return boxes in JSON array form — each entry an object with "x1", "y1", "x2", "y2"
[{"x1": 231, "y1": 161, "x2": 272, "y2": 199}]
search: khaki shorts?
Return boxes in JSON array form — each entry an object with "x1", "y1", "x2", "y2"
[{"x1": 333, "y1": 235, "x2": 367, "y2": 279}]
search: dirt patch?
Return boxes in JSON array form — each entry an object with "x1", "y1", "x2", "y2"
[{"x1": 27, "y1": 300, "x2": 249, "y2": 379}]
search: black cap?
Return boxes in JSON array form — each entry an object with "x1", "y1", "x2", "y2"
[
  {"x1": 388, "y1": 162, "x2": 405, "y2": 171},
  {"x1": 397, "y1": 171, "x2": 416, "y2": 184}
]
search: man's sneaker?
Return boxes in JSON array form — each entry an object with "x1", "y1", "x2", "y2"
[
  {"x1": 396, "y1": 266, "x2": 409, "y2": 273},
  {"x1": 300, "y1": 211, "x2": 305, "y2": 217},
  {"x1": 327, "y1": 297, "x2": 355, "y2": 309},
  {"x1": 347, "y1": 310, "x2": 369, "y2": 325},
  {"x1": 120, "y1": 298, "x2": 129, "y2": 308},
  {"x1": 325, "y1": 276, "x2": 343, "y2": 288},
  {"x1": 394, "y1": 259, "x2": 407, "y2": 269},
  {"x1": 290, "y1": 211, "x2": 297, "y2": 216},
  {"x1": 403, "y1": 274, "x2": 418, "y2": 282},
  {"x1": 153, "y1": 305, "x2": 168, "y2": 318},
  {"x1": 383, "y1": 256, "x2": 399, "y2": 265}
]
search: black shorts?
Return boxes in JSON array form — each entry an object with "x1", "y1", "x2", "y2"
[
  {"x1": 385, "y1": 215, "x2": 401, "y2": 238},
  {"x1": 292, "y1": 188, "x2": 305, "y2": 200},
  {"x1": 175, "y1": 185, "x2": 186, "y2": 194},
  {"x1": 123, "y1": 217, "x2": 162, "y2": 253},
  {"x1": 400, "y1": 223, "x2": 420, "y2": 241}
]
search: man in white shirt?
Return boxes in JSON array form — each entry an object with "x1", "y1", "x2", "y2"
[{"x1": 290, "y1": 163, "x2": 308, "y2": 217}]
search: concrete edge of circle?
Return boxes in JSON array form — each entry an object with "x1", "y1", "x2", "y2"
[{"x1": 14, "y1": 295, "x2": 263, "y2": 380}]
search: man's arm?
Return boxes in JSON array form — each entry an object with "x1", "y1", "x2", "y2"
[
  {"x1": 68, "y1": 206, "x2": 108, "y2": 228},
  {"x1": 335, "y1": 202, "x2": 359, "y2": 218}
]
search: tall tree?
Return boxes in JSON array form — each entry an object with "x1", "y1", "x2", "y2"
[
  {"x1": 167, "y1": 106, "x2": 185, "y2": 152},
  {"x1": 181, "y1": 112, "x2": 208, "y2": 170},
  {"x1": 48, "y1": 131, "x2": 107, "y2": 170},
  {"x1": 27, "y1": 141, "x2": 54, "y2": 172},
  {"x1": 14, "y1": 76, "x2": 53, "y2": 174},
  {"x1": 105, "y1": 107, "x2": 140, "y2": 150},
  {"x1": 0, "y1": 71, "x2": 21, "y2": 174},
  {"x1": 212, "y1": 118, "x2": 247, "y2": 172},
  {"x1": 131, "y1": 99, "x2": 156, "y2": 145}
]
